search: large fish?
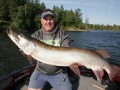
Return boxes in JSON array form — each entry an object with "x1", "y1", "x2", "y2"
[{"x1": 7, "y1": 27, "x2": 120, "y2": 81}]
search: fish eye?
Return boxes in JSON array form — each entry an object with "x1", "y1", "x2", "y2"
[{"x1": 20, "y1": 34, "x2": 24, "y2": 37}]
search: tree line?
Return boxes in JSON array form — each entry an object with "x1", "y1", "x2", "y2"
[{"x1": 0, "y1": 0, "x2": 120, "y2": 32}]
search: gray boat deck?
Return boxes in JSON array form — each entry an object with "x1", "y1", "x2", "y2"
[{"x1": 16, "y1": 75, "x2": 118, "y2": 90}]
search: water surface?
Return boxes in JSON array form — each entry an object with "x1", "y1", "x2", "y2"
[
  {"x1": 0, "y1": 30, "x2": 120, "y2": 77},
  {"x1": 67, "y1": 30, "x2": 120, "y2": 66}
]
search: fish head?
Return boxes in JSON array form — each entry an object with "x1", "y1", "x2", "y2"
[
  {"x1": 7, "y1": 27, "x2": 29, "y2": 48},
  {"x1": 7, "y1": 27, "x2": 35, "y2": 55}
]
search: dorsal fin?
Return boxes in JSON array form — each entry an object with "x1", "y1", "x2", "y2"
[{"x1": 95, "y1": 50, "x2": 111, "y2": 59}]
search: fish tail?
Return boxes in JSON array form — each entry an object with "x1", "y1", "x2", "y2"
[
  {"x1": 113, "y1": 66, "x2": 120, "y2": 77},
  {"x1": 108, "y1": 65, "x2": 120, "y2": 80}
]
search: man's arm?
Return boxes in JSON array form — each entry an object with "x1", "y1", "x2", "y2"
[{"x1": 60, "y1": 31, "x2": 71, "y2": 47}]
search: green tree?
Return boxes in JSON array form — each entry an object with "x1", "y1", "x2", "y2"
[
  {"x1": 118, "y1": 25, "x2": 120, "y2": 30},
  {"x1": 85, "y1": 15, "x2": 89, "y2": 30},
  {"x1": 89, "y1": 24, "x2": 94, "y2": 30},
  {"x1": 74, "y1": 8, "x2": 83, "y2": 28},
  {"x1": 113, "y1": 24, "x2": 118, "y2": 30},
  {"x1": 59, "y1": 5, "x2": 65, "y2": 27},
  {"x1": 0, "y1": 0, "x2": 10, "y2": 20},
  {"x1": 11, "y1": 2, "x2": 43, "y2": 31},
  {"x1": 64, "y1": 9, "x2": 75, "y2": 26},
  {"x1": 53, "y1": 6, "x2": 62, "y2": 25},
  {"x1": 40, "y1": 2, "x2": 46, "y2": 11}
]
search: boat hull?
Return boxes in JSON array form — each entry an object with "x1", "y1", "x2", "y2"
[{"x1": 0, "y1": 66, "x2": 120, "y2": 90}]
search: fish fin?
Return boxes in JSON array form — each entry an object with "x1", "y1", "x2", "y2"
[
  {"x1": 95, "y1": 50, "x2": 111, "y2": 59},
  {"x1": 93, "y1": 69, "x2": 104, "y2": 81},
  {"x1": 27, "y1": 55, "x2": 34, "y2": 66},
  {"x1": 113, "y1": 66, "x2": 120, "y2": 76},
  {"x1": 70, "y1": 64, "x2": 80, "y2": 76},
  {"x1": 103, "y1": 65, "x2": 120, "y2": 81},
  {"x1": 21, "y1": 51, "x2": 34, "y2": 66},
  {"x1": 115, "y1": 66, "x2": 120, "y2": 76},
  {"x1": 109, "y1": 65, "x2": 120, "y2": 80}
]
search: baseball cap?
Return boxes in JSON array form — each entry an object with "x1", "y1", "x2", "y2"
[{"x1": 41, "y1": 9, "x2": 55, "y2": 18}]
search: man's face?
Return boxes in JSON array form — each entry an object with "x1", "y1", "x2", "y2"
[{"x1": 41, "y1": 15, "x2": 55, "y2": 32}]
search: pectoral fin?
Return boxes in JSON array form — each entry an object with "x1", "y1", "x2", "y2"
[
  {"x1": 28, "y1": 55, "x2": 34, "y2": 66},
  {"x1": 21, "y1": 51, "x2": 34, "y2": 66},
  {"x1": 93, "y1": 69, "x2": 104, "y2": 81},
  {"x1": 70, "y1": 64, "x2": 80, "y2": 76}
]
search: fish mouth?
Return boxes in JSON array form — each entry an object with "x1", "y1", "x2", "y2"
[
  {"x1": 7, "y1": 28, "x2": 12, "y2": 35},
  {"x1": 7, "y1": 27, "x2": 19, "y2": 36},
  {"x1": 7, "y1": 27, "x2": 20, "y2": 41},
  {"x1": 7, "y1": 28, "x2": 17, "y2": 43}
]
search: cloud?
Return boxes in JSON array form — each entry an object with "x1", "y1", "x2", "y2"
[
  {"x1": 94, "y1": 16, "x2": 104, "y2": 21},
  {"x1": 98, "y1": 16, "x2": 104, "y2": 19},
  {"x1": 41, "y1": 0, "x2": 108, "y2": 7},
  {"x1": 40, "y1": 0, "x2": 120, "y2": 10},
  {"x1": 40, "y1": 0, "x2": 82, "y2": 5}
]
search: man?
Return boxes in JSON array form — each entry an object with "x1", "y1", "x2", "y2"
[{"x1": 28, "y1": 9, "x2": 72, "y2": 90}]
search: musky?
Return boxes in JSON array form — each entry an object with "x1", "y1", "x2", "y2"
[{"x1": 40, "y1": 0, "x2": 120, "y2": 25}]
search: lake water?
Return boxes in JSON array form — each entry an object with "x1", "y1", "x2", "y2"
[{"x1": 0, "y1": 30, "x2": 120, "y2": 77}]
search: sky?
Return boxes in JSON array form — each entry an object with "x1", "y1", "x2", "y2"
[{"x1": 40, "y1": 0, "x2": 120, "y2": 25}]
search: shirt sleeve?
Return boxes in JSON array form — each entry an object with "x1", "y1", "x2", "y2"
[
  {"x1": 31, "y1": 31, "x2": 38, "y2": 38},
  {"x1": 31, "y1": 30, "x2": 41, "y2": 40},
  {"x1": 60, "y1": 30, "x2": 70, "y2": 47}
]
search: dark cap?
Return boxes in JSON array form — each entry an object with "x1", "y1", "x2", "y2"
[{"x1": 41, "y1": 9, "x2": 55, "y2": 18}]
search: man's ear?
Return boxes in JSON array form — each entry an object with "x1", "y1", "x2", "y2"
[{"x1": 41, "y1": 18, "x2": 44, "y2": 25}]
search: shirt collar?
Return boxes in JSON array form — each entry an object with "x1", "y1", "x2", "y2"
[{"x1": 41, "y1": 23, "x2": 59, "y2": 35}]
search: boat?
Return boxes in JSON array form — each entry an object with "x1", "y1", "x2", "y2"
[{"x1": 0, "y1": 65, "x2": 120, "y2": 90}]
